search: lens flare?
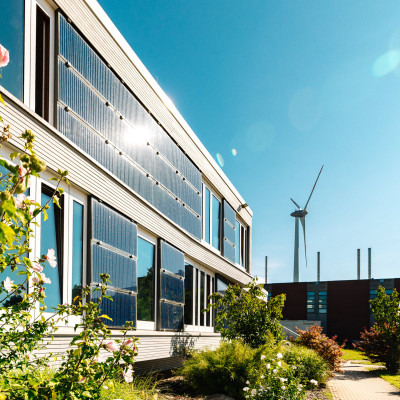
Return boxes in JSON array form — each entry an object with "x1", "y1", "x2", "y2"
[
  {"x1": 216, "y1": 153, "x2": 224, "y2": 167},
  {"x1": 372, "y1": 50, "x2": 400, "y2": 77},
  {"x1": 231, "y1": 148, "x2": 237, "y2": 156}
]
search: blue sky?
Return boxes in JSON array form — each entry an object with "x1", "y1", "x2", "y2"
[{"x1": 99, "y1": 0, "x2": 400, "y2": 283}]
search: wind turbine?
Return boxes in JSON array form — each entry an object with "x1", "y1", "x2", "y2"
[{"x1": 290, "y1": 165, "x2": 324, "y2": 282}]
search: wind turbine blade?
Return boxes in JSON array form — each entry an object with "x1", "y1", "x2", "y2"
[
  {"x1": 290, "y1": 198, "x2": 301, "y2": 209},
  {"x1": 300, "y1": 216, "x2": 307, "y2": 267},
  {"x1": 304, "y1": 165, "x2": 324, "y2": 211}
]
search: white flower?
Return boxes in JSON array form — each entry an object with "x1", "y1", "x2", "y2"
[
  {"x1": 276, "y1": 353, "x2": 283, "y2": 359},
  {"x1": 261, "y1": 355, "x2": 265, "y2": 360},
  {"x1": 266, "y1": 387, "x2": 270, "y2": 390},
  {"x1": 123, "y1": 365, "x2": 133, "y2": 383},
  {"x1": 18, "y1": 161, "x2": 27, "y2": 178},
  {"x1": 281, "y1": 386, "x2": 286, "y2": 390},
  {"x1": 103, "y1": 386, "x2": 109, "y2": 390},
  {"x1": 310, "y1": 379, "x2": 318, "y2": 386},
  {"x1": 243, "y1": 387, "x2": 249, "y2": 392},
  {"x1": 251, "y1": 389, "x2": 256, "y2": 396},
  {"x1": 291, "y1": 365, "x2": 297, "y2": 370},
  {"x1": 15, "y1": 193, "x2": 26, "y2": 209},
  {"x1": 273, "y1": 369, "x2": 278, "y2": 374},
  {"x1": 246, "y1": 380, "x2": 250, "y2": 384},
  {"x1": 26, "y1": 353, "x2": 33, "y2": 361},
  {"x1": 266, "y1": 363, "x2": 271, "y2": 369},
  {"x1": 277, "y1": 361, "x2": 281, "y2": 367},
  {"x1": 105, "y1": 341, "x2": 118, "y2": 352},
  {"x1": 31, "y1": 262, "x2": 43, "y2": 272},
  {"x1": 260, "y1": 375, "x2": 264, "y2": 379},
  {"x1": 78, "y1": 377, "x2": 86, "y2": 384},
  {"x1": 46, "y1": 249, "x2": 57, "y2": 268},
  {"x1": 32, "y1": 275, "x2": 40, "y2": 284},
  {"x1": 40, "y1": 273, "x2": 51, "y2": 284},
  {"x1": 3, "y1": 277, "x2": 14, "y2": 292},
  {"x1": 279, "y1": 377, "x2": 285, "y2": 383},
  {"x1": 0, "y1": 45, "x2": 10, "y2": 68}
]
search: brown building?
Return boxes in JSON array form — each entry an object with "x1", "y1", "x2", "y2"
[{"x1": 265, "y1": 278, "x2": 400, "y2": 343}]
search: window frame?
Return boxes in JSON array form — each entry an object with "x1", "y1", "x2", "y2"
[
  {"x1": 24, "y1": 0, "x2": 56, "y2": 124},
  {"x1": 235, "y1": 218, "x2": 247, "y2": 269},
  {"x1": 137, "y1": 228, "x2": 157, "y2": 331},
  {"x1": 202, "y1": 182, "x2": 222, "y2": 252},
  {"x1": 184, "y1": 257, "x2": 214, "y2": 333}
]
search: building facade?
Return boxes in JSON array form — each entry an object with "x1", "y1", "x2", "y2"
[
  {"x1": 265, "y1": 278, "x2": 400, "y2": 343},
  {"x1": 1, "y1": 0, "x2": 253, "y2": 370}
]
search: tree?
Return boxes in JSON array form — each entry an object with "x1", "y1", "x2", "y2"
[
  {"x1": 355, "y1": 286, "x2": 400, "y2": 373},
  {"x1": 207, "y1": 279, "x2": 285, "y2": 348}
]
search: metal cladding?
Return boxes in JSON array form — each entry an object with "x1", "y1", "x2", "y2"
[{"x1": 58, "y1": 14, "x2": 202, "y2": 238}]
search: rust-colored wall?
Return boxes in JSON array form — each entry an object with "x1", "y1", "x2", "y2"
[
  {"x1": 268, "y1": 283, "x2": 308, "y2": 320},
  {"x1": 327, "y1": 280, "x2": 370, "y2": 343}
]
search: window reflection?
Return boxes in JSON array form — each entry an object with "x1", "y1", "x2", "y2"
[
  {"x1": 1, "y1": 0, "x2": 24, "y2": 101},
  {"x1": 41, "y1": 186, "x2": 63, "y2": 310},
  {"x1": 211, "y1": 195, "x2": 220, "y2": 250},
  {"x1": 184, "y1": 263, "x2": 193, "y2": 325},
  {"x1": 71, "y1": 201, "x2": 83, "y2": 302},
  {"x1": 137, "y1": 237, "x2": 155, "y2": 321}
]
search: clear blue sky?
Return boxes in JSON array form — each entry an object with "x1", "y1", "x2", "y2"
[{"x1": 99, "y1": 0, "x2": 400, "y2": 283}]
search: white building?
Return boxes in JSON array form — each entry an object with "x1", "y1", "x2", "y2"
[{"x1": 1, "y1": 0, "x2": 253, "y2": 371}]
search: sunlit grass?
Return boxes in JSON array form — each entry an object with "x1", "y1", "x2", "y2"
[
  {"x1": 368, "y1": 369, "x2": 400, "y2": 390},
  {"x1": 342, "y1": 348, "x2": 368, "y2": 361}
]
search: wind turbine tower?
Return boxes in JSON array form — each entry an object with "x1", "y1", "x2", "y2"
[{"x1": 290, "y1": 166, "x2": 324, "y2": 282}]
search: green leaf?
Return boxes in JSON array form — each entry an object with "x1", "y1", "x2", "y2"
[
  {"x1": 9, "y1": 152, "x2": 20, "y2": 160},
  {"x1": 0, "y1": 94, "x2": 5, "y2": 108},
  {"x1": 0, "y1": 221, "x2": 15, "y2": 245},
  {"x1": 53, "y1": 196, "x2": 60, "y2": 208},
  {"x1": 99, "y1": 314, "x2": 113, "y2": 321},
  {"x1": 42, "y1": 208, "x2": 48, "y2": 221},
  {"x1": 2, "y1": 198, "x2": 16, "y2": 217}
]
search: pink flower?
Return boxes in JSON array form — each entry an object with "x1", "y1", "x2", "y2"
[
  {"x1": 3, "y1": 277, "x2": 14, "y2": 292},
  {"x1": 32, "y1": 275, "x2": 40, "y2": 284},
  {"x1": 46, "y1": 249, "x2": 57, "y2": 268},
  {"x1": 19, "y1": 162, "x2": 27, "y2": 178},
  {"x1": 40, "y1": 273, "x2": 51, "y2": 284},
  {"x1": 0, "y1": 45, "x2": 9, "y2": 68},
  {"x1": 31, "y1": 262, "x2": 43, "y2": 272},
  {"x1": 78, "y1": 377, "x2": 86, "y2": 384},
  {"x1": 105, "y1": 341, "x2": 118, "y2": 352},
  {"x1": 123, "y1": 339, "x2": 133, "y2": 346},
  {"x1": 26, "y1": 353, "x2": 33, "y2": 361}
]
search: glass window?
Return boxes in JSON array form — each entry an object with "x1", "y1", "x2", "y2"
[
  {"x1": 184, "y1": 263, "x2": 193, "y2": 325},
  {"x1": 217, "y1": 278, "x2": 228, "y2": 295},
  {"x1": 318, "y1": 291, "x2": 327, "y2": 314},
  {"x1": 204, "y1": 187, "x2": 210, "y2": 243},
  {"x1": 307, "y1": 291, "x2": 315, "y2": 313},
  {"x1": 137, "y1": 237, "x2": 155, "y2": 322},
  {"x1": 195, "y1": 268, "x2": 199, "y2": 325},
  {"x1": 71, "y1": 201, "x2": 84, "y2": 302},
  {"x1": 211, "y1": 195, "x2": 221, "y2": 250},
  {"x1": 206, "y1": 274, "x2": 211, "y2": 326},
  {"x1": 200, "y1": 271, "x2": 205, "y2": 326},
  {"x1": 235, "y1": 220, "x2": 247, "y2": 268},
  {"x1": 235, "y1": 220, "x2": 240, "y2": 264},
  {"x1": 41, "y1": 186, "x2": 63, "y2": 310},
  {"x1": 1, "y1": 0, "x2": 24, "y2": 101}
]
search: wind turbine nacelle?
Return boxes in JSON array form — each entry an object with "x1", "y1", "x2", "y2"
[{"x1": 291, "y1": 210, "x2": 308, "y2": 218}]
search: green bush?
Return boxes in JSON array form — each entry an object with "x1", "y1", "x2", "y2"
[
  {"x1": 207, "y1": 279, "x2": 286, "y2": 348},
  {"x1": 283, "y1": 344, "x2": 329, "y2": 387},
  {"x1": 180, "y1": 340, "x2": 262, "y2": 399}
]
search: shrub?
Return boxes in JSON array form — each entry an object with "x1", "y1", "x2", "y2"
[
  {"x1": 355, "y1": 286, "x2": 400, "y2": 373},
  {"x1": 180, "y1": 340, "x2": 262, "y2": 399},
  {"x1": 207, "y1": 279, "x2": 286, "y2": 348},
  {"x1": 283, "y1": 344, "x2": 329, "y2": 387},
  {"x1": 243, "y1": 351, "x2": 308, "y2": 400},
  {"x1": 293, "y1": 324, "x2": 344, "y2": 371}
]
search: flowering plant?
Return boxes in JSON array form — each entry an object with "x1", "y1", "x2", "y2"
[{"x1": 243, "y1": 352, "x2": 308, "y2": 400}]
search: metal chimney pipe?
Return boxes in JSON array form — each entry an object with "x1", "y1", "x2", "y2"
[
  {"x1": 317, "y1": 252, "x2": 320, "y2": 282},
  {"x1": 265, "y1": 256, "x2": 268, "y2": 284},
  {"x1": 368, "y1": 248, "x2": 371, "y2": 279},
  {"x1": 357, "y1": 249, "x2": 361, "y2": 280}
]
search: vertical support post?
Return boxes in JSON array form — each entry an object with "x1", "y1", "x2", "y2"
[
  {"x1": 368, "y1": 248, "x2": 371, "y2": 279},
  {"x1": 265, "y1": 256, "x2": 268, "y2": 284},
  {"x1": 317, "y1": 251, "x2": 320, "y2": 282},
  {"x1": 293, "y1": 217, "x2": 300, "y2": 282},
  {"x1": 357, "y1": 248, "x2": 361, "y2": 280}
]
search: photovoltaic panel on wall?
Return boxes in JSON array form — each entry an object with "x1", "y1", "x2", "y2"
[
  {"x1": 57, "y1": 13, "x2": 202, "y2": 238},
  {"x1": 91, "y1": 287, "x2": 136, "y2": 328},
  {"x1": 222, "y1": 200, "x2": 236, "y2": 263},
  {"x1": 159, "y1": 240, "x2": 185, "y2": 330},
  {"x1": 90, "y1": 197, "x2": 138, "y2": 327}
]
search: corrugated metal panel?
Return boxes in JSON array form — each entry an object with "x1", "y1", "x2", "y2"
[
  {"x1": 1, "y1": 96, "x2": 252, "y2": 286},
  {"x1": 52, "y1": 0, "x2": 252, "y2": 227}
]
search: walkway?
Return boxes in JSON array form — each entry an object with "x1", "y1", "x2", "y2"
[{"x1": 328, "y1": 362, "x2": 400, "y2": 399}]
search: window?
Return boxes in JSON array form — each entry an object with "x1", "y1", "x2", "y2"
[
  {"x1": 137, "y1": 236, "x2": 156, "y2": 324},
  {"x1": 1, "y1": 0, "x2": 24, "y2": 101},
  {"x1": 35, "y1": 5, "x2": 50, "y2": 121},
  {"x1": 307, "y1": 291, "x2": 315, "y2": 313},
  {"x1": 41, "y1": 185, "x2": 63, "y2": 310},
  {"x1": 235, "y1": 220, "x2": 247, "y2": 268},
  {"x1": 203, "y1": 183, "x2": 221, "y2": 251},
  {"x1": 318, "y1": 291, "x2": 327, "y2": 314},
  {"x1": 71, "y1": 201, "x2": 84, "y2": 302},
  {"x1": 184, "y1": 260, "x2": 214, "y2": 332}
]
